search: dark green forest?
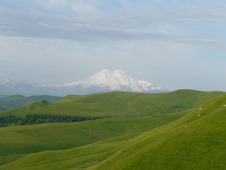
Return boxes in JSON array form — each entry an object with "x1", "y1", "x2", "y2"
[{"x1": 0, "y1": 114, "x2": 99, "y2": 127}]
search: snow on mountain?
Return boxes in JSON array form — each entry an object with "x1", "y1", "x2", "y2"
[
  {"x1": 0, "y1": 70, "x2": 167, "y2": 96},
  {"x1": 62, "y1": 69, "x2": 165, "y2": 92},
  {"x1": 0, "y1": 78, "x2": 16, "y2": 86}
]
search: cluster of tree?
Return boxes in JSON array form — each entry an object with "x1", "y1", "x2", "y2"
[
  {"x1": 0, "y1": 115, "x2": 21, "y2": 127},
  {"x1": 0, "y1": 114, "x2": 99, "y2": 127}
]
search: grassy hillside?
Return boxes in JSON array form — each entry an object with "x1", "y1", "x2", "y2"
[
  {"x1": 1, "y1": 93, "x2": 225, "y2": 169},
  {"x1": 0, "y1": 90, "x2": 223, "y2": 118},
  {"x1": 0, "y1": 113, "x2": 183, "y2": 166},
  {"x1": 0, "y1": 95, "x2": 61, "y2": 111},
  {"x1": 0, "y1": 90, "x2": 224, "y2": 169}
]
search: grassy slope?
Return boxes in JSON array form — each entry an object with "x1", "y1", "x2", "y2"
[
  {"x1": 1, "y1": 93, "x2": 225, "y2": 170},
  {"x1": 0, "y1": 90, "x2": 223, "y2": 118},
  {"x1": 0, "y1": 95, "x2": 61, "y2": 111},
  {"x1": 0, "y1": 113, "x2": 183, "y2": 166},
  {"x1": 97, "y1": 93, "x2": 226, "y2": 170}
]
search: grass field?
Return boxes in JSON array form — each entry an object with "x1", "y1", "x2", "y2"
[
  {"x1": 0, "y1": 90, "x2": 225, "y2": 169},
  {"x1": 0, "y1": 92, "x2": 225, "y2": 169},
  {"x1": 0, "y1": 112, "x2": 184, "y2": 166}
]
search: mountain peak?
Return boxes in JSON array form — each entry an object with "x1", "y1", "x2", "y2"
[
  {"x1": 114, "y1": 69, "x2": 126, "y2": 74},
  {"x1": 98, "y1": 69, "x2": 111, "y2": 73},
  {"x1": 63, "y1": 69, "x2": 166, "y2": 92},
  {"x1": 0, "y1": 70, "x2": 167, "y2": 96},
  {"x1": 96, "y1": 69, "x2": 125, "y2": 75}
]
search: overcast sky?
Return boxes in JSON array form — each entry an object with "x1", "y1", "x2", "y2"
[{"x1": 0, "y1": 0, "x2": 226, "y2": 91}]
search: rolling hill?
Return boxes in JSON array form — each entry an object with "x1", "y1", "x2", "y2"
[
  {"x1": 0, "y1": 114, "x2": 182, "y2": 166},
  {"x1": 0, "y1": 89, "x2": 223, "y2": 118},
  {"x1": 1, "y1": 91, "x2": 225, "y2": 169},
  {"x1": 0, "y1": 95, "x2": 61, "y2": 111}
]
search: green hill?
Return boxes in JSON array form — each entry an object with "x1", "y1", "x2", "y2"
[
  {"x1": 0, "y1": 113, "x2": 182, "y2": 166},
  {"x1": 1, "y1": 92, "x2": 225, "y2": 169},
  {"x1": 0, "y1": 95, "x2": 61, "y2": 111},
  {"x1": 0, "y1": 90, "x2": 223, "y2": 118}
]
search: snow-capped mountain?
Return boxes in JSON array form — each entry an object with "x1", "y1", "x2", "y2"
[
  {"x1": 62, "y1": 69, "x2": 165, "y2": 92},
  {"x1": 0, "y1": 70, "x2": 167, "y2": 97}
]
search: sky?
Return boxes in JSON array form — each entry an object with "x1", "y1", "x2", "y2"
[{"x1": 0, "y1": 0, "x2": 226, "y2": 91}]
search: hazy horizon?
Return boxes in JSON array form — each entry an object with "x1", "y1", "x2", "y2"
[{"x1": 0, "y1": 0, "x2": 226, "y2": 91}]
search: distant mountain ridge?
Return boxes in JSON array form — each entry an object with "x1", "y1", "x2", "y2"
[{"x1": 0, "y1": 69, "x2": 167, "y2": 96}]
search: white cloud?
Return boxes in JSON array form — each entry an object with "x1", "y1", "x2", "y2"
[
  {"x1": 71, "y1": 0, "x2": 99, "y2": 14},
  {"x1": 34, "y1": 0, "x2": 101, "y2": 15},
  {"x1": 1, "y1": 0, "x2": 226, "y2": 47},
  {"x1": 0, "y1": 9, "x2": 225, "y2": 48},
  {"x1": 0, "y1": 0, "x2": 226, "y2": 90}
]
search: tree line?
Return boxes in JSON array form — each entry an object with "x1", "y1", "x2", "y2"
[{"x1": 0, "y1": 114, "x2": 99, "y2": 127}]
